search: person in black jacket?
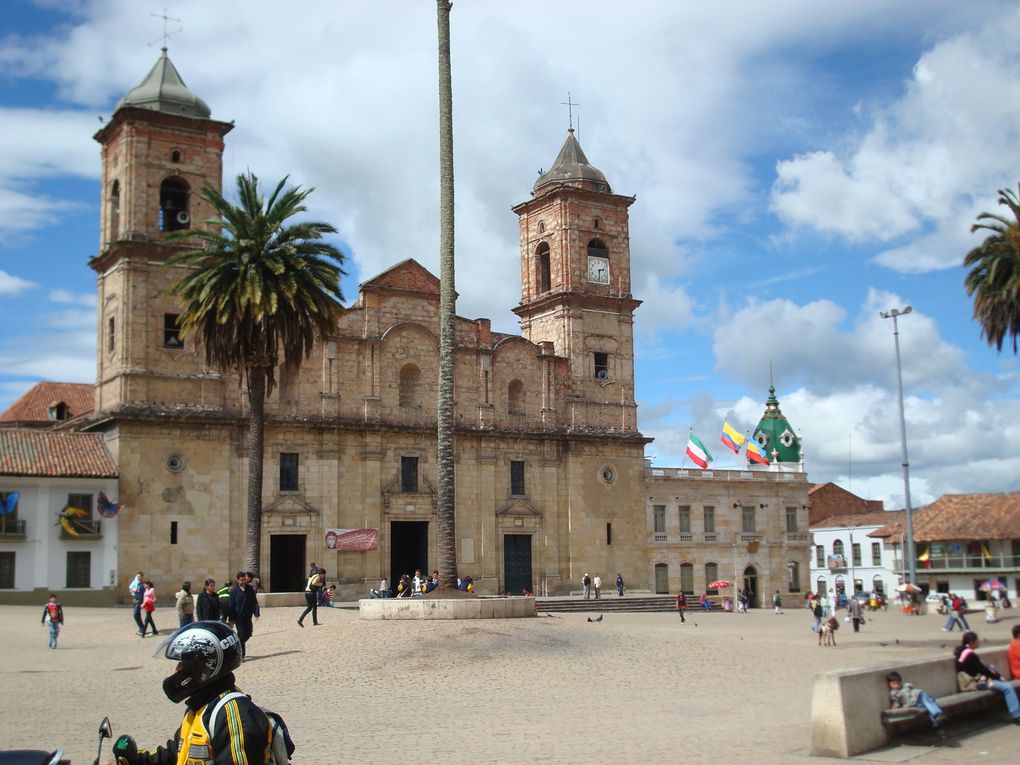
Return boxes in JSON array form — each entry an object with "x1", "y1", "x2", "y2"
[
  {"x1": 99, "y1": 621, "x2": 274, "y2": 765},
  {"x1": 228, "y1": 572, "x2": 260, "y2": 660},
  {"x1": 196, "y1": 579, "x2": 219, "y2": 622},
  {"x1": 954, "y1": 631, "x2": 1020, "y2": 723}
]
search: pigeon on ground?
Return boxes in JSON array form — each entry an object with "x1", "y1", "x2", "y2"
[
  {"x1": 587, "y1": 617, "x2": 593, "y2": 622},
  {"x1": 595, "y1": 614, "x2": 603, "y2": 622}
]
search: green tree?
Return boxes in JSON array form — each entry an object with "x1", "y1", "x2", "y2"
[
  {"x1": 436, "y1": 0, "x2": 458, "y2": 591},
  {"x1": 166, "y1": 172, "x2": 345, "y2": 573},
  {"x1": 964, "y1": 185, "x2": 1020, "y2": 353}
]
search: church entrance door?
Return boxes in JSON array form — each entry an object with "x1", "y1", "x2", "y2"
[
  {"x1": 269, "y1": 534, "x2": 306, "y2": 592},
  {"x1": 503, "y1": 534, "x2": 532, "y2": 595},
  {"x1": 743, "y1": 566, "x2": 759, "y2": 608},
  {"x1": 390, "y1": 521, "x2": 428, "y2": 588}
]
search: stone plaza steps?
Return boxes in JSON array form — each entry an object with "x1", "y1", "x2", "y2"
[{"x1": 535, "y1": 594, "x2": 681, "y2": 614}]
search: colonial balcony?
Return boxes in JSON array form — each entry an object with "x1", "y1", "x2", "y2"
[
  {"x1": 0, "y1": 517, "x2": 26, "y2": 540},
  {"x1": 914, "y1": 552, "x2": 1020, "y2": 573},
  {"x1": 59, "y1": 519, "x2": 102, "y2": 540}
]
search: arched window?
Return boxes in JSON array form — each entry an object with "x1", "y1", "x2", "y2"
[
  {"x1": 872, "y1": 576, "x2": 884, "y2": 594},
  {"x1": 109, "y1": 180, "x2": 121, "y2": 240},
  {"x1": 508, "y1": 379, "x2": 524, "y2": 415},
  {"x1": 787, "y1": 561, "x2": 800, "y2": 593},
  {"x1": 654, "y1": 562, "x2": 669, "y2": 594},
  {"x1": 680, "y1": 563, "x2": 694, "y2": 594},
  {"x1": 832, "y1": 539, "x2": 845, "y2": 558},
  {"x1": 170, "y1": 149, "x2": 182, "y2": 163},
  {"x1": 399, "y1": 364, "x2": 420, "y2": 407},
  {"x1": 587, "y1": 237, "x2": 608, "y2": 258},
  {"x1": 536, "y1": 242, "x2": 551, "y2": 293},
  {"x1": 705, "y1": 562, "x2": 719, "y2": 593},
  {"x1": 159, "y1": 177, "x2": 191, "y2": 232}
]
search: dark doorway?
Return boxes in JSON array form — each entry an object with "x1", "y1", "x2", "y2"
[
  {"x1": 503, "y1": 534, "x2": 532, "y2": 594},
  {"x1": 270, "y1": 534, "x2": 306, "y2": 592},
  {"x1": 742, "y1": 566, "x2": 759, "y2": 608},
  {"x1": 391, "y1": 521, "x2": 428, "y2": 587}
]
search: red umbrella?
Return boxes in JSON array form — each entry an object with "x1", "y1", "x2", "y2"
[{"x1": 708, "y1": 580, "x2": 733, "y2": 589}]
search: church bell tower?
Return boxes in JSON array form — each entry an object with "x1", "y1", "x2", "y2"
[
  {"x1": 512, "y1": 129, "x2": 641, "y2": 431},
  {"x1": 90, "y1": 49, "x2": 233, "y2": 413}
]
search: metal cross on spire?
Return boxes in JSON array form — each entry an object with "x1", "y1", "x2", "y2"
[
  {"x1": 149, "y1": 6, "x2": 182, "y2": 50},
  {"x1": 561, "y1": 92, "x2": 579, "y2": 131}
]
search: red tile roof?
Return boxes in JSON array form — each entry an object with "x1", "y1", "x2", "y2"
[
  {"x1": 0, "y1": 382, "x2": 94, "y2": 426},
  {"x1": 872, "y1": 492, "x2": 1020, "y2": 541},
  {"x1": 0, "y1": 430, "x2": 118, "y2": 478}
]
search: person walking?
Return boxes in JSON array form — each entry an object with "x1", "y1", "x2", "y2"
[
  {"x1": 175, "y1": 581, "x2": 195, "y2": 628},
  {"x1": 298, "y1": 566, "x2": 324, "y2": 627},
  {"x1": 676, "y1": 591, "x2": 687, "y2": 624},
  {"x1": 848, "y1": 593, "x2": 864, "y2": 632},
  {"x1": 582, "y1": 573, "x2": 591, "y2": 600},
  {"x1": 129, "y1": 571, "x2": 145, "y2": 636},
  {"x1": 41, "y1": 593, "x2": 64, "y2": 649},
  {"x1": 943, "y1": 593, "x2": 971, "y2": 632},
  {"x1": 593, "y1": 573, "x2": 602, "y2": 600},
  {"x1": 811, "y1": 596, "x2": 823, "y2": 632},
  {"x1": 216, "y1": 578, "x2": 233, "y2": 622},
  {"x1": 772, "y1": 590, "x2": 783, "y2": 615},
  {"x1": 141, "y1": 580, "x2": 159, "y2": 637},
  {"x1": 196, "y1": 579, "x2": 219, "y2": 621},
  {"x1": 616, "y1": 573, "x2": 624, "y2": 597},
  {"x1": 229, "y1": 571, "x2": 260, "y2": 659}
]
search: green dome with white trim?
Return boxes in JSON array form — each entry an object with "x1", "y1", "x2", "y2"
[{"x1": 752, "y1": 386, "x2": 801, "y2": 464}]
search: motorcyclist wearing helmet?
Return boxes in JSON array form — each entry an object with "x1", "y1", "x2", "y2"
[{"x1": 100, "y1": 620, "x2": 271, "y2": 765}]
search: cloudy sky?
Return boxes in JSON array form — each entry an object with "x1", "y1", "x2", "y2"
[{"x1": 2, "y1": 0, "x2": 1020, "y2": 509}]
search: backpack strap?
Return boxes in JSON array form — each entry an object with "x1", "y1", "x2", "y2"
[{"x1": 208, "y1": 691, "x2": 248, "y2": 738}]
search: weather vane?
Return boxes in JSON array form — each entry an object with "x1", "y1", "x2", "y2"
[
  {"x1": 148, "y1": 6, "x2": 182, "y2": 50},
  {"x1": 561, "y1": 92, "x2": 579, "y2": 132}
]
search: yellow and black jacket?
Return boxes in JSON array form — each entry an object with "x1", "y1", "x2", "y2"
[{"x1": 136, "y1": 675, "x2": 271, "y2": 765}]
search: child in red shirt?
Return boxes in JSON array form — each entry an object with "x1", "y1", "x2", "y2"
[{"x1": 41, "y1": 594, "x2": 64, "y2": 649}]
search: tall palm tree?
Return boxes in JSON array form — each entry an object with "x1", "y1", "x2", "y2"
[
  {"x1": 964, "y1": 185, "x2": 1020, "y2": 353},
  {"x1": 166, "y1": 172, "x2": 346, "y2": 573},
  {"x1": 436, "y1": 0, "x2": 458, "y2": 591}
]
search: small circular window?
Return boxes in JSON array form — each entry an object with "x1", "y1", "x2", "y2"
[
  {"x1": 756, "y1": 433, "x2": 768, "y2": 448},
  {"x1": 600, "y1": 466, "x2": 615, "y2": 484},
  {"x1": 780, "y1": 430, "x2": 795, "y2": 448},
  {"x1": 166, "y1": 455, "x2": 184, "y2": 473}
]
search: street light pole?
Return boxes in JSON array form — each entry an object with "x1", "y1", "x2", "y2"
[{"x1": 880, "y1": 306, "x2": 916, "y2": 586}]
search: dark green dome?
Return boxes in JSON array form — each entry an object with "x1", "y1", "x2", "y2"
[{"x1": 752, "y1": 386, "x2": 801, "y2": 464}]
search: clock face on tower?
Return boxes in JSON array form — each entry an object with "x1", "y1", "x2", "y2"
[{"x1": 587, "y1": 255, "x2": 609, "y2": 284}]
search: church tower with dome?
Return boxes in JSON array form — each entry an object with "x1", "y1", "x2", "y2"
[{"x1": 90, "y1": 49, "x2": 233, "y2": 414}]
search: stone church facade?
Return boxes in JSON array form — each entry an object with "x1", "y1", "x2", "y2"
[{"x1": 83, "y1": 51, "x2": 809, "y2": 601}]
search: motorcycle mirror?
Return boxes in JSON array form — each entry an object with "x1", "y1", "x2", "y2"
[{"x1": 99, "y1": 717, "x2": 112, "y2": 739}]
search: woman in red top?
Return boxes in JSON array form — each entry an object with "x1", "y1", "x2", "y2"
[{"x1": 141, "y1": 580, "x2": 159, "y2": 637}]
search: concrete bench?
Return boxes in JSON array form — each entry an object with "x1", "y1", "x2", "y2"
[{"x1": 811, "y1": 647, "x2": 1014, "y2": 757}]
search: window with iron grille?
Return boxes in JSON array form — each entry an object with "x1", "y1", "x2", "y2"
[
  {"x1": 872, "y1": 542, "x2": 882, "y2": 565},
  {"x1": 66, "y1": 551, "x2": 91, "y2": 588},
  {"x1": 816, "y1": 545, "x2": 825, "y2": 567},
  {"x1": 0, "y1": 551, "x2": 13, "y2": 589},
  {"x1": 852, "y1": 543, "x2": 862, "y2": 567},
  {"x1": 67, "y1": 493, "x2": 93, "y2": 518}
]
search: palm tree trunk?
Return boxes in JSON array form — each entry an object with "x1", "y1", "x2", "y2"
[
  {"x1": 436, "y1": 0, "x2": 458, "y2": 592},
  {"x1": 245, "y1": 366, "x2": 266, "y2": 574}
]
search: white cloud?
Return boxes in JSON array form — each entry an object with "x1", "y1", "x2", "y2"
[
  {"x1": 770, "y1": 9, "x2": 1020, "y2": 272},
  {"x1": 49, "y1": 289, "x2": 97, "y2": 307},
  {"x1": 0, "y1": 270, "x2": 37, "y2": 295}
]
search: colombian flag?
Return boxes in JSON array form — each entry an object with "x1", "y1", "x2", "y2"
[
  {"x1": 746, "y1": 439, "x2": 769, "y2": 465},
  {"x1": 720, "y1": 421, "x2": 746, "y2": 455}
]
